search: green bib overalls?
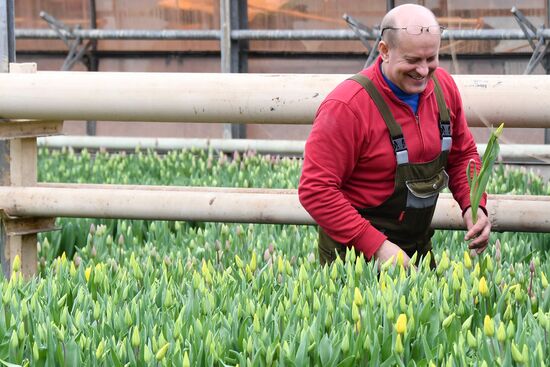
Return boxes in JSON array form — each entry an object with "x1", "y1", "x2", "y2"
[{"x1": 318, "y1": 74, "x2": 452, "y2": 268}]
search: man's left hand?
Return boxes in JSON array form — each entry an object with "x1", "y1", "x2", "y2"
[{"x1": 463, "y1": 207, "x2": 491, "y2": 254}]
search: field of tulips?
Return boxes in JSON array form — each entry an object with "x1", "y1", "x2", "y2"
[{"x1": 0, "y1": 147, "x2": 548, "y2": 366}]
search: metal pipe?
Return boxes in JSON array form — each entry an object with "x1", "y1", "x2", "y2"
[
  {"x1": 15, "y1": 29, "x2": 221, "y2": 40},
  {"x1": 0, "y1": 0, "x2": 16, "y2": 72},
  {"x1": 232, "y1": 29, "x2": 550, "y2": 40},
  {"x1": 0, "y1": 185, "x2": 548, "y2": 232},
  {"x1": 37, "y1": 136, "x2": 305, "y2": 153},
  {"x1": 220, "y1": 0, "x2": 233, "y2": 139},
  {"x1": 36, "y1": 136, "x2": 550, "y2": 160},
  {"x1": 14, "y1": 28, "x2": 550, "y2": 41},
  {"x1": 1, "y1": 72, "x2": 549, "y2": 127},
  {"x1": 87, "y1": 0, "x2": 98, "y2": 136}
]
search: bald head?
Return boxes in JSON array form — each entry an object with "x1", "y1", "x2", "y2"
[{"x1": 381, "y1": 4, "x2": 439, "y2": 47}]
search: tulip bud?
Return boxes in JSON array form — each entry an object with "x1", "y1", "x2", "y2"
[
  {"x1": 479, "y1": 276, "x2": 489, "y2": 297},
  {"x1": 33, "y1": 341, "x2": 39, "y2": 361},
  {"x1": 95, "y1": 339, "x2": 105, "y2": 360},
  {"x1": 354, "y1": 288, "x2": 364, "y2": 306},
  {"x1": 156, "y1": 342, "x2": 169, "y2": 361},
  {"x1": 144, "y1": 344, "x2": 153, "y2": 363},
  {"x1": 463, "y1": 251, "x2": 472, "y2": 269},
  {"x1": 122, "y1": 307, "x2": 132, "y2": 327},
  {"x1": 355, "y1": 257, "x2": 364, "y2": 276},
  {"x1": 395, "y1": 313, "x2": 407, "y2": 334},
  {"x1": 131, "y1": 326, "x2": 140, "y2": 348},
  {"x1": 341, "y1": 333, "x2": 350, "y2": 354},
  {"x1": 325, "y1": 314, "x2": 332, "y2": 330},
  {"x1": 437, "y1": 251, "x2": 450, "y2": 275},
  {"x1": 486, "y1": 255, "x2": 494, "y2": 272},
  {"x1": 352, "y1": 303, "x2": 360, "y2": 323},
  {"x1": 94, "y1": 301, "x2": 101, "y2": 320},
  {"x1": 394, "y1": 334, "x2": 404, "y2": 354},
  {"x1": 12, "y1": 255, "x2": 21, "y2": 273},
  {"x1": 253, "y1": 314, "x2": 261, "y2": 333},
  {"x1": 164, "y1": 289, "x2": 173, "y2": 308},
  {"x1": 328, "y1": 279, "x2": 336, "y2": 294},
  {"x1": 461, "y1": 315, "x2": 473, "y2": 333},
  {"x1": 522, "y1": 344, "x2": 529, "y2": 363},
  {"x1": 442, "y1": 313, "x2": 455, "y2": 329},
  {"x1": 183, "y1": 351, "x2": 191, "y2": 367},
  {"x1": 250, "y1": 252, "x2": 257, "y2": 273},
  {"x1": 466, "y1": 330, "x2": 477, "y2": 348},
  {"x1": 21, "y1": 301, "x2": 28, "y2": 319},
  {"x1": 9, "y1": 330, "x2": 18, "y2": 351},
  {"x1": 484, "y1": 315, "x2": 494, "y2": 337},
  {"x1": 246, "y1": 336, "x2": 253, "y2": 355},
  {"x1": 496, "y1": 322, "x2": 506, "y2": 342},
  {"x1": 313, "y1": 294, "x2": 320, "y2": 312},
  {"x1": 511, "y1": 342, "x2": 523, "y2": 363},
  {"x1": 60, "y1": 307, "x2": 68, "y2": 327},
  {"x1": 514, "y1": 284, "x2": 522, "y2": 302},
  {"x1": 85, "y1": 267, "x2": 92, "y2": 282},
  {"x1": 473, "y1": 262, "x2": 480, "y2": 278},
  {"x1": 397, "y1": 250, "x2": 404, "y2": 267},
  {"x1": 298, "y1": 264, "x2": 307, "y2": 282}
]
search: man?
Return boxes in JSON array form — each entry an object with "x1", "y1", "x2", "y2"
[{"x1": 298, "y1": 4, "x2": 491, "y2": 267}]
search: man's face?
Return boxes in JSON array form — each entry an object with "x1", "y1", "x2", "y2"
[{"x1": 380, "y1": 31, "x2": 440, "y2": 95}]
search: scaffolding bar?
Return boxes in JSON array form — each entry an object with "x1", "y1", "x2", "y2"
[
  {"x1": 36, "y1": 136, "x2": 550, "y2": 160},
  {"x1": 0, "y1": 72, "x2": 549, "y2": 127},
  {"x1": 15, "y1": 29, "x2": 221, "y2": 40},
  {"x1": 0, "y1": 185, "x2": 549, "y2": 232},
  {"x1": 14, "y1": 28, "x2": 550, "y2": 41}
]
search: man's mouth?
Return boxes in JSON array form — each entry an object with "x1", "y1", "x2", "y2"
[{"x1": 408, "y1": 74, "x2": 424, "y2": 81}]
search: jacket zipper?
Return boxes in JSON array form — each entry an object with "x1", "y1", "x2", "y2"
[{"x1": 415, "y1": 113, "x2": 425, "y2": 157}]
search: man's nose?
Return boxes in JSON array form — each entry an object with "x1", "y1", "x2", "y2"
[{"x1": 416, "y1": 63, "x2": 429, "y2": 77}]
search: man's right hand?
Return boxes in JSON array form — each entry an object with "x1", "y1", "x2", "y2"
[{"x1": 373, "y1": 240, "x2": 411, "y2": 267}]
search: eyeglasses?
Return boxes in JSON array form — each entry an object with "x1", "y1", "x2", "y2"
[{"x1": 380, "y1": 25, "x2": 446, "y2": 36}]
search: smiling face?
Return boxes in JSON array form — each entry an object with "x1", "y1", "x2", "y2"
[{"x1": 378, "y1": 5, "x2": 441, "y2": 94}]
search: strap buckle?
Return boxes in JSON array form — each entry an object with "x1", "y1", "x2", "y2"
[
  {"x1": 439, "y1": 120, "x2": 451, "y2": 138},
  {"x1": 392, "y1": 135, "x2": 407, "y2": 152}
]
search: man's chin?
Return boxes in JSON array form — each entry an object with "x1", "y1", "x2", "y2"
[{"x1": 404, "y1": 81, "x2": 427, "y2": 94}]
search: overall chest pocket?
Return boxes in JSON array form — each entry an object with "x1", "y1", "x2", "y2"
[{"x1": 405, "y1": 169, "x2": 449, "y2": 208}]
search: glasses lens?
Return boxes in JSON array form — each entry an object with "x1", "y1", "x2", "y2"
[
  {"x1": 428, "y1": 25, "x2": 444, "y2": 34},
  {"x1": 406, "y1": 25, "x2": 423, "y2": 35}
]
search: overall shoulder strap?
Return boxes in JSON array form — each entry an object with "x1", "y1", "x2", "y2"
[
  {"x1": 431, "y1": 74, "x2": 452, "y2": 152},
  {"x1": 349, "y1": 74, "x2": 408, "y2": 164}
]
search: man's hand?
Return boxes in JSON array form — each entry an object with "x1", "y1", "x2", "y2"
[
  {"x1": 373, "y1": 240, "x2": 411, "y2": 267},
  {"x1": 463, "y1": 207, "x2": 491, "y2": 254}
]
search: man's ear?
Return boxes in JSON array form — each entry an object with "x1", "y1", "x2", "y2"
[{"x1": 378, "y1": 40, "x2": 390, "y2": 62}]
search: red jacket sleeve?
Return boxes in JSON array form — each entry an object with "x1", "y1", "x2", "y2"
[
  {"x1": 439, "y1": 71, "x2": 487, "y2": 212},
  {"x1": 298, "y1": 99, "x2": 387, "y2": 259}
]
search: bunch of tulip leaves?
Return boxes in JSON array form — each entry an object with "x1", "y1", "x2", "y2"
[{"x1": 467, "y1": 123, "x2": 504, "y2": 223}]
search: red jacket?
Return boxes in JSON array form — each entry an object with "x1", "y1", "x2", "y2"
[{"x1": 298, "y1": 57, "x2": 485, "y2": 259}]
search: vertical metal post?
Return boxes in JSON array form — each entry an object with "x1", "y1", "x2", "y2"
[
  {"x1": 233, "y1": 0, "x2": 249, "y2": 74},
  {"x1": 0, "y1": 0, "x2": 16, "y2": 276},
  {"x1": 386, "y1": 0, "x2": 395, "y2": 12},
  {"x1": 220, "y1": 0, "x2": 247, "y2": 139},
  {"x1": 86, "y1": 0, "x2": 98, "y2": 136},
  {"x1": 0, "y1": 0, "x2": 15, "y2": 72},
  {"x1": 544, "y1": 0, "x2": 550, "y2": 143}
]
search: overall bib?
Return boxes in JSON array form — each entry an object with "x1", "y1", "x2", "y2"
[{"x1": 318, "y1": 74, "x2": 452, "y2": 268}]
